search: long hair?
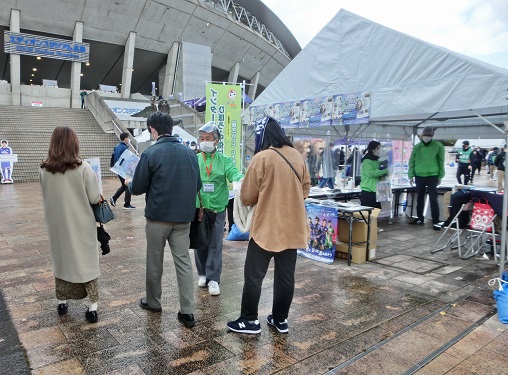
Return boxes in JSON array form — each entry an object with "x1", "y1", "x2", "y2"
[
  {"x1": 255, "y1": 117, "x2": 293, "y2": 154},
  {"x1": 40, "y1": 126, "x2": 82, "y2": 173}
]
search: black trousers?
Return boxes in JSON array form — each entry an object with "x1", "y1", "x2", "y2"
[
  {"x1": 456, "y1": 164, "x2": 471, "y2": 185},
  {"x1": 240, "y1": 238, "x2": 297, "y2": 323},
  {"x1": 112, "y1": 176, "x2": 131, "y2": 205},
  {"x1": 360, "y1": 190, "x2": 381, "y2": 209},
  {"x1": 226, "y1": 198, "x2": 234, "y2": 231},
  {"x1": 415, "y1": 176, "x2": 440, "y2": 224}
]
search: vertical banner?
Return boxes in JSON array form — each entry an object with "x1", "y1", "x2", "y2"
[
  {"x1": 297, "y1": 204, "x2": 338, "y2": 264},
  {"x1": 390, "y1": 140, "x2": 413, "y2": 186},
  {"x1": 206, "y1": 83, "x2": 242, "y2": 169}
]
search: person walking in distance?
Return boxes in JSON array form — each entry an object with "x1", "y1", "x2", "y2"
[
  {"x1": 129, "y1": 112, "x2": 201, "y2": 327},
  {"x1": 495, "y1": 147, "x2": 506, "y2": 193},
  {"x1": 455, "y1": 140, "x2": 473, "y2": 185},
  {"x1": 408, "y1": 126, "x2": 445, "y2": 230},
  {"x1": 109, "y1": 132, "x2": 136, "y2": 210}
]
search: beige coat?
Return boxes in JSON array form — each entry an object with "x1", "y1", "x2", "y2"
[
  {"x1": 241, "y1": 146, "x2": 310, "y2": 252},
  {"x1": 40, "y1": 162, "x2": 101, "y2": 283}
]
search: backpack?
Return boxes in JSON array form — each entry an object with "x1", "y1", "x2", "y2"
[
  {"x1": 488, "y1": 152, "x2": 498, "y2": 165},
  {"x1": 110, "y1": 153, "x2": 115, "y2": 168}
]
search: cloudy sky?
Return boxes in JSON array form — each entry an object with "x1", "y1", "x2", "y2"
[{"x1": 262, "y1": 0, "x2": 508, "y2": 70}]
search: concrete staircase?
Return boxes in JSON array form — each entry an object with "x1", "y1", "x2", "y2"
[{"x1": 0, "y1": 106, "x2": 119, "y2": 182}]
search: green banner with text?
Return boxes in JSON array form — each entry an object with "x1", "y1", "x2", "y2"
[{"x1": 205, "y1": 83, "x2": 242, "y2": 169}]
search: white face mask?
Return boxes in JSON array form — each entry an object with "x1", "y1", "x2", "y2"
[
  {"x1": 200, "y1": 141, "x2": 215, "y2": 153},
  {"x1": 422, "y1": 136, "x2": 432, "y2": 143},
  {"x1": 372, "y1": 149, "x2": 380, "y2": 157},
  {"x1": 190, "y1": 146, "x2": 196, "y2": 150}
]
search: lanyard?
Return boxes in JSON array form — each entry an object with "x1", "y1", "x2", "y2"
[{"x1": 202, "y1": 152, "x2": 215, "y2": 177}]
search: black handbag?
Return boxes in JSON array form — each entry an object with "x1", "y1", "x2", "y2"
[
  {"x1": 189, "y1": 192, "x2": 216, "y2": 250},
  {"x1": 91, "y1": 198, "x2": 115, "y2": 224}
]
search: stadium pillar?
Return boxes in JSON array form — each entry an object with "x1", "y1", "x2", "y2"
[
  {"x1": 10, "y1": 9, "x2": 21, "y2": 106},
  {"x1": 228, "y1": 62, "x2": 240, "y2": 83},
  {"x1": 121, "y1": 32, "x2": 136, "y2": 99},
  {"x1": 248, "y1": 72, "x2": 260, "y2": 100},
  {"x1": 161, "y1": 42, "x2": 179, "y2": 100},
  {"x1": 70, "y1": 21, "x2": 83, "y2": 108}
]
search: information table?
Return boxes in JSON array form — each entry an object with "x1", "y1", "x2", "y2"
[{"x1": 302, "y1": 200, "x2": 373, "y2": 266}]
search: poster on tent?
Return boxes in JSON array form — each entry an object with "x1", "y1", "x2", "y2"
[
  {"x1": 332, "y1": 91, "x2": 371, "y2": 125},
  {"x1": 84, "y1": 157, "x2": 103, "y2": 193},
  {"x1": 297, "y1": 204, "x2": 337, "y2": 265},
  {"x1": 205, "y1": 83, "x2": 242, "y2": 169},
  {"x1": 299, "y1": 96, "x2": 332, "y2": 127},
  {"x1": 390, "y1": 140, "x2": 413, "y2": 186},
  {"x1": 272, "y1": 100, "x2": 300, "y2": 128}
]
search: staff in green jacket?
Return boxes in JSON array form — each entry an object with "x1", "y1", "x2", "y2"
[
  {"x1": 194, "y1": 122, "x2": 244, "y2": 296},
  {"x1": 408, "y1": 126, "x2": 445, "y2": 230},
  {"x1": 360, "y1": 140, "x2": 388, "y2": 208}
]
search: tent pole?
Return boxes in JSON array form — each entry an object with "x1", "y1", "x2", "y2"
[{"x1": 499, "y1": 121, "x2": 508, "y2": 278}]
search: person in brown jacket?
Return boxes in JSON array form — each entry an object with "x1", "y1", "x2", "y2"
[{"x1": 227, "y1": 117, "x2": 310, "y2": 334}]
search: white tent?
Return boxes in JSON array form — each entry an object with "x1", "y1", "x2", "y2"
[
  {"x1": 252, "y1": 8, "x2": 508, "y2": 277},
  {"x1": 252, "y1": 9, "x2": 508, "y2": 141}
]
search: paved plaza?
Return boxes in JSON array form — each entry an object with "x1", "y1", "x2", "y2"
[{"x1": 1, "y1": 164, "x2": 507, "y2": 374}]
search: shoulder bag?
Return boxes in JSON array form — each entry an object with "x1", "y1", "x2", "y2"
[
  {"x1": 189, "y1": 191, "x2": 216, "y2": 250},
  {"x1": 91, "y1": 196, "x2": 115, "y2": 224},
  {"x1": 269, "y1": 148, "x2": 302, "y2": 182}
]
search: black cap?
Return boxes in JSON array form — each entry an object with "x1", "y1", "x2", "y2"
[{"x1": 462, "y1": 140, "x2": 470, "y2": 146}]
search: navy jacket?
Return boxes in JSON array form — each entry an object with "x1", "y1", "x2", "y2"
[
  {"x1": 113, "y1": 141, "x2": 128, "y2": 162},
  {"x1": 131, "y1": 136, "x2": 202, "y2": 223}
]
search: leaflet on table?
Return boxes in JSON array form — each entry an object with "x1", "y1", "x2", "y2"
[
  {"x1": 110, "y1": 149, "x2": 139, "y2": 179},
  {"x1": 297, "y1": 204, "x2": 338, "y2": 265}
]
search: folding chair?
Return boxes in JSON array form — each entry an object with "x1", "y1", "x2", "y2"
[{"x1": 432, "y1": 201, "x2": 497, "y2": 259}]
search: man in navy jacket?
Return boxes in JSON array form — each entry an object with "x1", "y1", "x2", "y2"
[{"x1": 130, "y1": 112, "x2": 202, "y2": 328}]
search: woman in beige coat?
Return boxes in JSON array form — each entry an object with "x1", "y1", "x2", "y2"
[
  {"x1": 40, "y1": 126, "x2": 102, "y2": 323},
  {"x1": 227, "y1": 117, "x2": 310, "y2": 334}
]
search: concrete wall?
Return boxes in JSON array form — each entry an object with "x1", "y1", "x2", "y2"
[
  {"x1": 0, "y1": 83, "x2": 12, "y2": 105},
  {"x1": 20, "y1": 85, "x2": 71, "y2": 107}
]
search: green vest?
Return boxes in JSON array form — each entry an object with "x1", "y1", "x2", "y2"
[{"x1": 457, "y1": 148, "x2": 472, "y2": 164}]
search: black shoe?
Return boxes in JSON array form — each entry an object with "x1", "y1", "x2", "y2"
[
  {"x1": 409, "y1": 219, "x2": 424, "y2": 225},
  {"x1": 433, "y1": 224, "x2": 442, "y2": 231},
  {"x1": 123, "y1": 204, "x2": 136, "y2": 210},
  {"x1": 109, "y1": 197, "x2": 116, "y2": 207},
  {"x1": 177, "y1": 312, "x2": 195, "y2": 327},
  {"x1": 85, "y1": 309, "x2": 98, "y2": 323},
  {"x1": 57, "y1": 303, "x2": 68, "y2": 315},
  {"x1": 139, "y1": 298, "x2": 162, "y2": 312}
]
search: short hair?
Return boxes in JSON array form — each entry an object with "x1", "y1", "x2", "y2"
[
  {"x1": 40, "y1": 126, "x2": 82, "y2": 173},
  {"x1": 462, "y1": 140, "x2": 470, "y2": 146},
  {"x1": 120, "y1": 132, "x2": 130, "y2": 141},
  {"x1": 147, "y1": 112, "x2": 174, "y2": 135},
  {"x1": 422, "y1": 126, "x2": 434, "y2": 136}
]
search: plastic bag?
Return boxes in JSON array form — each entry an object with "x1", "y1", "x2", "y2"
[
  {"x1": 226, "y1": 224, "x2": 250, "y2": 241},
  {"x1": 489, "y1": 272, "x2": 508, "y2": 324},
  {"x1": 376, "y1": 181, "x2": 392, "y2": 202}
]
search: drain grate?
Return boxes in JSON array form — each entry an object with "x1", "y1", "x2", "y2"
[{"x1": 373, "y1": 255, "x2": 446, "y2": 275}]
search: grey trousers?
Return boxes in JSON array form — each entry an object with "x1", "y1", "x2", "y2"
[
  {"x1": 194, "y1": 210, "x2": 226, "y2": 284},
  {"x1": 145, "y1": 220, "x2": 195, "y2": 314}
]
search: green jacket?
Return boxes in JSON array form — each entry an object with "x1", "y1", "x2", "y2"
[
  {"x1": 408, "y1": 140, "x2": 445, "y2": 179},
  {"x1": 197, "y1": 151, "x2": 244, "y2": 212},
  {"x1": 360, "y1": 155, "x2": 388, "y2": 193}
]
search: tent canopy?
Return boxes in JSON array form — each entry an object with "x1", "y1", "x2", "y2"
[{"x1": 252, "y1": 9, "x2": 508, "y2": 141}]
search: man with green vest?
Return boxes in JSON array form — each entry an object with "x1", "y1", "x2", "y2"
[
  {"x1": 408, "y1": 126, "x2": 445, "y2": 230},
  {"x1": 194, "y1": 122, "x2": 244, "y2": 296},
  {"x1": 456, "y1": 140, "x2": 473, "y2": 185}
]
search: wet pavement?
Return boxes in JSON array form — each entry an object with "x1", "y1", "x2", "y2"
[{"x1": 1, "y1": 168, "x2": 507, "y2": 374}]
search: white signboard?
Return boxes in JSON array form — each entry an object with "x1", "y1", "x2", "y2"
[{"x1": 104, "y1": 100, "x2": 150, "y2": 121}]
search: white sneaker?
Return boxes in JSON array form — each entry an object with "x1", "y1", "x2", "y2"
[
  {"x1": 208, "y1": 280, "x2": 220, "y2": 296},
  {"x1": 198, "y1": 275, "x2": 207, "y2": 288}
]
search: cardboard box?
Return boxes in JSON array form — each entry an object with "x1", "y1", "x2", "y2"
[
  {"x1": 335, "y1": 241, "x2": 370, "y2": 264},
  {"x1": 337, "y1": 208, "x2": 380, "y2": 248}
]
